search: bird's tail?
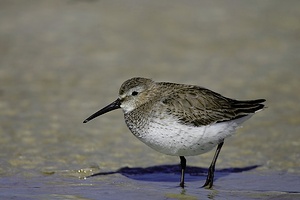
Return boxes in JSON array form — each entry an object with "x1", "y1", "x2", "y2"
[{"x1": 231, "y1": 99, "x2": 266, "y2": 114}]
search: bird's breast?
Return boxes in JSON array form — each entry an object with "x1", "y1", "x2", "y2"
[{"x1": 124, "y1": 113, "x2": 246, "y2": 156}]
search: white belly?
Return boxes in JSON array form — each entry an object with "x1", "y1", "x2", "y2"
[{"x1": 132, "y1": 115, "x2": 251, "y2": 156}]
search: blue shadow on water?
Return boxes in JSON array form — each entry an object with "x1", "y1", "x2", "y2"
[{"x1": 87, "y1": 164, "x2": 259, "y2": 183}]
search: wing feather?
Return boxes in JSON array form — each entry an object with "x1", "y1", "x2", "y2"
[{"x1": 161, "y1": 85, "x2": 265, "y2": 126}]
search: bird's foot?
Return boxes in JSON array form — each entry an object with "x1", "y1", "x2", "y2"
[
  {"x1": 202, "y1": 178, "x2": 213, "y2": 189},
  {"x1": 180, "y1": 181, "x2": 185, "y2": 188}
]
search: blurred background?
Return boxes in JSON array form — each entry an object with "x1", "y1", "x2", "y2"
[{"x1": 0, "y1": 0, "x2": 299, "y2": 199}]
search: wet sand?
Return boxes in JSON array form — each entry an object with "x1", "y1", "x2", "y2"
[{"x1": 0, "y1": 0, "x2": 299, "y2": 199}]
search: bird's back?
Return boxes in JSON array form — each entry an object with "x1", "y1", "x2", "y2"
[{"x1": 156, "y1": 82, "x2": 265, "y2": 126}]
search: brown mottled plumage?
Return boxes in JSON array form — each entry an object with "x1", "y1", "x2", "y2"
[{"x1": 84, "y1": 77, "x2": 265, "y2": 189}]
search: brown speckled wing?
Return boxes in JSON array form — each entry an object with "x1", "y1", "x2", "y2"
[{"x1": 161, "y1": 85, "x2": 265, "y2": 126}]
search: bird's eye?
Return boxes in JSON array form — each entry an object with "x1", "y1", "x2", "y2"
[{"x1": 131, "y1": 91, "x2": 138, "y2": 96}]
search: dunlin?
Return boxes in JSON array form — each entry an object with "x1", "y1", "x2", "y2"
[{"x1": 83, "y1": 77, "x2": 265, "y2": 188}]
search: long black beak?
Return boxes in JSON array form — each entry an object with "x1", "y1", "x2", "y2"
[{"x1": 83, "y1": 98, "x2": 121, "y2": 123}]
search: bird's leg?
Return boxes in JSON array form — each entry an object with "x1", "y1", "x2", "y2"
[
  {"x1": 202, "y1": 140, "x2": 224, "y2": 189},
  {"x1": 179, "y1": 156, "x2": 186, "y2": 188}
]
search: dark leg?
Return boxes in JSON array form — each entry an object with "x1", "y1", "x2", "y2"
[
  {"x1": 202, "y1": 140, "x2": 224, "y2": 189},
  {"x1": 179, "y1": 156, "x2": 186, "y2": 188}
]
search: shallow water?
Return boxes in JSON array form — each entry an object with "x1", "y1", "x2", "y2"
[{"x1": 0, "y1": 0, "x2": 299, "y2": 199}]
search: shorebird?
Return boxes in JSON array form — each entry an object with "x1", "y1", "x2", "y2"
[{"x1": 83, "y1": 77, "x2": 265, "y2": 188}]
